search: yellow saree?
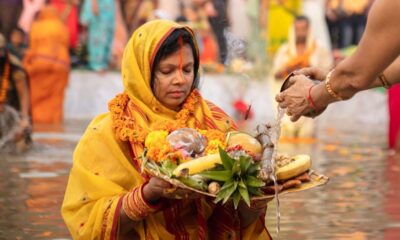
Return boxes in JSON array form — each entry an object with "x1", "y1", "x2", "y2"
[{"x1": 61, "y1": 20, "x2": 271, "y2": 240}]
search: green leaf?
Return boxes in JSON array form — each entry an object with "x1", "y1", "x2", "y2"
[
  {"x1": 232, "y1": 162, "x2": 241, "y2": 176},
  {"x1": 199, "y1": 170, "x2": 232, "y2": 182},
  {"x1": 247, "y1": 163, "x2": 260, "y2": 176},
  {"x1": 159, "y1": 160, "x2": 177, "y2": 177},
  {"x1": 246, "y1": 175, "x2": 265, "y2": 188},
  {"x1": 232, "y1": 191, "x2": 241, "y2": 209},
  {"x1": 219, "y1": 180, "x2": 234, "y2": 192},
  {"x1": 248, "y1": 186, "x2": 263, "y2": 196},
  {"x1": 239, "y1": 185, "x2": 251, "y2": 207},
  {"x1": 238, "y1": 178, "x2": 247, "y2": 189},
  {"x1": 222, "y1": 182, "x2": 238, "y2": 204},
  {"x1": 141, "y1": 149, "x2": 149, "y2": 171},
  {"x1": 219, "y1": 147, "x2": 233, "y2": 170},
  {"x1": 179, "y1": 176, "x2": 207, "y2": 191},
  {"x1": 239, "y1": 156, "x2": 251, "y2": 173}
]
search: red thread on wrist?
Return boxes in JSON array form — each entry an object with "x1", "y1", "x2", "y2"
[{"x1": 307, "y1": 85, "x2": 317, "y2": 110}]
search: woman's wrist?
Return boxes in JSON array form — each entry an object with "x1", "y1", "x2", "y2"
[{"x1": 122, "y1": 184, "x2": 162, "y2": 221}]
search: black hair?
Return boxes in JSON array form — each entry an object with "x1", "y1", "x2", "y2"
[
  {"x1": 150, "y1": 28, "x2": 199, "y2": 93},
  {"x1": 295, "y1": 15, "x2": 310, "y2": 25}
]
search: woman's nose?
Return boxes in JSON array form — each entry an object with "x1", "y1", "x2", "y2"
[{"x1": 173, "y1": 69, "x2": 185, "y2": 84}]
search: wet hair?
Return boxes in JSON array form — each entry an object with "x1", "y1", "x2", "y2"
[
  {"x1": 150, "y1": 28, "x2": 199, "y2": 93},
  {"x1": 295, "y1": 15, "x2": 310, "y2": 26}
]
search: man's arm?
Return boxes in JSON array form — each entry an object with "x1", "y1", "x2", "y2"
[{"x1": 330, "y1": 0, "x2": 400, "y2": 97}]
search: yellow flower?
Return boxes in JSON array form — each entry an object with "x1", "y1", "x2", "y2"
[
  {"x1": 145, "y1": 130, "x2": 169, "y2": 149},
  {"x1": 205, "y1": 139, "x2": 226, "y2": 155}
]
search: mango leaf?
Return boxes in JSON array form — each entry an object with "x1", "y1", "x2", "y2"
[
  {"x1": 246, "y1": 175, "x2": 265, "y2": 187},
  {"x1": 219, "y1": 147, "x2": 233, "y2": 170},
  {"x1": 199, "y1": 170, "x2": 232, "y2": 182},
  {"x1": 232, "y1": 191, "x2": 241, "y2": 209}
]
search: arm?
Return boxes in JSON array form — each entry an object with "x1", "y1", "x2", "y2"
[
  {"x1": 312, "y1": 0, "x2": 400, "y2": 103},
  {"x1": 13, "y1": 70, "x2": 30, "y2": 120}
]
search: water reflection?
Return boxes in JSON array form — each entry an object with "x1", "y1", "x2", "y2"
[{"x1": 0, "y1": 120, "x2": 399, "y2": 239}]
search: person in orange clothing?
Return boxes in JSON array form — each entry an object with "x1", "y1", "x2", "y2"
[{"x1": 23, "y1": 5, "x2": 70, "y2": 124}]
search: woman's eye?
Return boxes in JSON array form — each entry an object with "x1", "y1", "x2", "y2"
[
  {"x1": 160, "y1": 69, "x2": 172, "y2": 75},
  {"x1": 183, "y1": 68, "x2": 192, "y2": 73}
]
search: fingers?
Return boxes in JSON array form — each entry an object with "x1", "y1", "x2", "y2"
[
  {"x1": 293, "y1": 67, "x2": 314, "y2": 76},
  {"x1": 290, "y1": 114, "x2": 301, "y2": 122}
]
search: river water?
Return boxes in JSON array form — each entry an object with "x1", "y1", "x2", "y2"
[{"x1": 0, "y1": 119, "x2": 399, "y2": 239}]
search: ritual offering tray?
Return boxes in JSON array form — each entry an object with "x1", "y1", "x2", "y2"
[{"x1": 142, "y1": 126, "x2": 328, "y2": 208}]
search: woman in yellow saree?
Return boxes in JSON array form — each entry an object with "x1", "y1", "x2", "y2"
[{"x1": 61, "y1": 20, "x2": 271, "y2": 240}]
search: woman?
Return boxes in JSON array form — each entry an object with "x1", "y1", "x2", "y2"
[
  {"x1": 0, "y1": 33, "x2": 31, "y2": 151},
  {"x1": 80, "y1": 0, "x2": 115, "y2": 71},
  {"x1": 62, "y1": 20, "x2": 271, "y2": 239},
  {"x1": 23, "y1": 6, "x2": 70, "y2": 124}
]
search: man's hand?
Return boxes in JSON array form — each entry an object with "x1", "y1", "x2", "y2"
[
  {"x1": 293, "y1": 67, "x2": 329, "y2": 82},
  {"x1": 276, "y1": 75, "x2": 320, "y2": 121}
]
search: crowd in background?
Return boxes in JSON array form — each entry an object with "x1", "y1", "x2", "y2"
[
  {"x1": 0, "y1": 0, "x2": 373, "y2": 71},
  {"x1": 1, "y1": 0, "x2": 386, "y2": 151}
]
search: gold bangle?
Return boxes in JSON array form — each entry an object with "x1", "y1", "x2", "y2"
[
  {"x1": 324, "y1": 70, "x2": 343, "y2": 101},
  {"x1": 379, "y1": 72, "x2": 391, "y2": 89}
]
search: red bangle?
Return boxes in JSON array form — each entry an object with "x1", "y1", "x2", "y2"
[{"x1": 307, "y1": 85, "x2": 318, "y2": 110}]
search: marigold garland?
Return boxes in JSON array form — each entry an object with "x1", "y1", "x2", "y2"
[{"x1": 109, "y1": 89, "x2": 200, "y2": 144}]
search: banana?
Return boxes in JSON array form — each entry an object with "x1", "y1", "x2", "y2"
[
  {"x1": 172, "y1": 153, "x2": 221, "y2": 177},
  {"x1": 227, "y1": 132, "x2": 262, "y2": 155},
  {"x1": 276, "y1": 154, "x2": 311, "y2": 180}
]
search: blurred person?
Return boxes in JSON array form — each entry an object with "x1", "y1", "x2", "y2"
[
  {"x1": 276, "y1": 0, "x2": 400, "y2": 155},
  {"x1": 325, "y1": 0, "x2": 342, "y2": 49},
  {"x1": 7, "y1": 27, "x2": 27, "y2": 61},
  {"x1": 110, "y1": 0, "x2": 128, "y2": 70},
  {"x1": 340, "y1": 0, "x2": 371, "y2": 48},
  {"x1": 18, "y1": 0, "x2": 47, "y2": 33},
  {"x1": 204, "y1": 0, "x2": 229, "y2": 64},
  {"x1": 267, "y1": 0, "x2": 301, "y2": 55},
  {"x1": 272, "y1": 16, "x2": 333, "y2": 139},
  {"x1": 50, "y1": 0, "x2": 80, "y2": 51},
  {"x1": 80, "y1": 0, "x2": 115, "y2": 71},
  {"x1": 62, "y1": 20, "x2": 272, "y2": 239},
  {"x1": 302, "y1": 0, "x2": 331, "y2": 51},
  {"x1": 185, "y1": 0, "x2": 219, "y2": 65},
  {"x1": 122, "y1": 0, "x2": 156, "y2": 34},
  {"x1": 23, "y1": 6, "x2": 70, "y2": 124},
  {"x1": 0, "y1": 33, "x2": 31, "y2": 151},
  {"x1": 0, "y1": 0, "x2": 23, "y2": 40},
  {"x1": 245, "y1": 0, "x2": 268, "y2": 63}
]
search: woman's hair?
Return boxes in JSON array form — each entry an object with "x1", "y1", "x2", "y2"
[{"x1": 150, "y1": 28, "x2": 200, "y2": 93}]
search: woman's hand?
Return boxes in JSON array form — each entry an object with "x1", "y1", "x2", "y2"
[
  {"x1": 276, "y1": 74, "x2": 320, "y2": 121},
  {"x1": 143, "y1": 177, "x2": 201, "y2": 203}
]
